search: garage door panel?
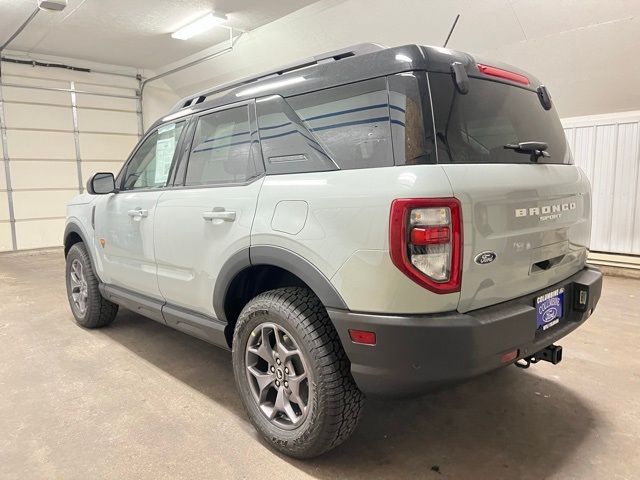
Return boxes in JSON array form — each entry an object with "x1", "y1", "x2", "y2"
[
  {"x1": 12, "y1": 190, "x2": 77, "y2": 220},
  {"x1": 0, "y1": 195, "x2": 9, "y2": 221},
  {"x1": 4, "y1": 103, "x2": 73, "y2": 131},
  {"x1": 15, "y1": 218, "x2": 66, "y2": 250},
  {"x1": 79, "y1": 133, "x2": 137, "y2": 160},
  {"x1": 77, "y1": 109, "x2": 138, "y2": 134},
  {"x1": 7, "y1": 130, "x2": 76, "y2": 159},
  {"x1": 0, "y1": 223, "x2": 12, "y2": 252},
  {"x1": 0, "y1": 163, "x2": 6, "y2": 190},
  {"x1": 2, "y1": 86, "x2": 71, "y2": 106},
  {"x1": 81, "y1": 161, "x2": 123, "y2": 184},
  {"x1": 76, "y1": 93, "x2": 137, "y2": 111},
  {"x1": 3, "y1": 74, "x2": 70, "y2": 90},
  {"x1": 10, "y1": 161, "x2": 78, "y2": 190}
]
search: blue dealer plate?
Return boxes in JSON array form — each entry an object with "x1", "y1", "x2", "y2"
[{"x1": 535, "y1": 287, "x2": 564, "y2": 331}]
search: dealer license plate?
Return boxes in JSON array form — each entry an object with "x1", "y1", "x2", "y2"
[{"x1": 535, "y1": 287, "x2": 564, "y2": 331}]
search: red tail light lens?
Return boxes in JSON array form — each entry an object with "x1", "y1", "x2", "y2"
[
  {"x1": 477, "y1": 63, "x2": 529, "y2": 85},
  {"x1": 389, "y1": 198, "x2": 462, "y2": 294}
]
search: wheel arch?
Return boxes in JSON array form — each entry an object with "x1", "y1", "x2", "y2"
[
  {"x1": 63, "y1": 222, "x2": 101, "y2": 281},
  {"x1": 215, "y1": 245, "x2": 348, "y2": 347}
]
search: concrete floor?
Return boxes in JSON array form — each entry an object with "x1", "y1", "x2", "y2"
[{"x1": 1, "y1": 250, "x2": 639, "y2": 480}]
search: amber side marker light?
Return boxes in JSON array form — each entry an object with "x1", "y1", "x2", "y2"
[{"x1": 349, "y1": 329, "x2": 377, "y2": 346}]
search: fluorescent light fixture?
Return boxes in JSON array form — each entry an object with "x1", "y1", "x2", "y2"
[
  {"x1": 236, "y1": 76, "x2": 306, "y2": 97},
  {"x1": 171, "y1": 13, "x2": 227, "y2": 40}
]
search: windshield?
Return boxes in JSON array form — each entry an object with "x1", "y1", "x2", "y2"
[{"x1": 429, "y1": 73, "x2": 571, "y2": 164}]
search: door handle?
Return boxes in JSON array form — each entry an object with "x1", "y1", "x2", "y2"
[
  {"x1": 127, "y1": 208, "x2": 148, "y2": 218},
  {"x1": 202, "y1": 208, "x2": 236, "y2": 222}
]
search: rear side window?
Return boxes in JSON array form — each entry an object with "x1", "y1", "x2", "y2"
[
  {"x1": 185, "y1": 106, "x2": 257, "y2": 186},
  {"x1": 429, "y1": 73, "x2": 571, "y2": 164},
  {"x1": 388, "y1": 72, "x2": 436, "y2": 165},
  {"x1": 287, "y1": 77, "x2": 393, "y2": 170}
]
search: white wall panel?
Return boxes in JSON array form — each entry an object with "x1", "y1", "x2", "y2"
[
  {"x1": 11, "y1": 190, "x2": 76, "y2": 220},
  {"x1": 10, "y1": 161, "x2": 78, "y2": 190},
  {"x1": 6, "y1": 130, "x2": 76, "y2": 159},
  {"x1": 15, "y1": 218, "x2": 66, "y2": 250},
  {"x1": 564, "y1": 111, "x2": 640, "y2": 255},
  {"x1": 79, "y1": 133, "x2": 137, "y2": 160},
  {"x1": 4, "y1": 103, "x2": 73, "y2": 131},
  {"x1": 77, "y1": 109, "x2": 138, "y2": 134}
]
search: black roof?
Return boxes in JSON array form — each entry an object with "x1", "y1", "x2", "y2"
[{"x1": 154, "y1": 43, "x2": 542, "y2": 129}]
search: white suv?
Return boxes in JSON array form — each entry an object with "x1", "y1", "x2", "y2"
[{"x1": 64, "y1": 43, "x2": 603, "y2": 458}]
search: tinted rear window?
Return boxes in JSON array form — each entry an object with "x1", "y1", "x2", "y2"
[{"x1": 429, "y1": 73, "x2": 571, "y2": 164}]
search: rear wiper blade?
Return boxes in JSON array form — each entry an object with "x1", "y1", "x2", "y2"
[{"x1": 504, "y1": 141, "x2": 550, "y2": 162}]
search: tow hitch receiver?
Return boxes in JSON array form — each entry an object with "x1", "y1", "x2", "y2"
[{"x1": 515, "y1": 344, "x2": 563, "y2": 369}]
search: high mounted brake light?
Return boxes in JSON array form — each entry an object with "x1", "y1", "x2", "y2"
[
  {"x1": 477, "y1": 63, "x2": 529, "y2": 86},
  {"x1": 389, "y1": 198, "x2": 462, "y2": 294}
]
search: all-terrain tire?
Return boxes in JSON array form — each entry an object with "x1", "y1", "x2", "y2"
[
  {"x1": 65, "y1": 242, "x2": 118, "y2": 328},
  {"x1": 232, "y1": 287, "x2": 365, "y2": 458}
]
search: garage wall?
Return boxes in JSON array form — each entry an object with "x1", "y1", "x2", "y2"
[
  {"x1": 0, "y1": 58, "x2": 178, "y2": 252},
  {"x1": 563, "y1": 111, "x2": 640, "y2": 256}
]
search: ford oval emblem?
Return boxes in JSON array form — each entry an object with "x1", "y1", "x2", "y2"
[
  {"x1": 474, "y1": 251, "x2": 497, "y2": 265},
  {"x1": 543, "y1": 308, "x2": 558, "y2": 323}
]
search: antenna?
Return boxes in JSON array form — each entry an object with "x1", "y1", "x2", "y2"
[{"x1": 443, "y1": 14, "x2": 460, "y2": 48}]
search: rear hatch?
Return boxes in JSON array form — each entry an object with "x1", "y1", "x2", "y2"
[{"x1": 428, "y1": 67, "x2": 591, "y2": 313}]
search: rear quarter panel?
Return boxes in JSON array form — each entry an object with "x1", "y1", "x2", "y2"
[{"x1": 252, "y1": 165, "x2": 461, "y2": 314}]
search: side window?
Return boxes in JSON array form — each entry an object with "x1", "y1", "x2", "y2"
[
  {"x1": 185, "y1": 106, "x2": 256, "y2": 186},
  {"x1": 256, "y1": 95, "x2": 336, "y2": 175},
  {"x1": 287, "y1": 77, "x2": 393, "y2": 170},
  {"x1": 122, "y1": 122, "x2": 185, "y2": 190},
  {"x1": 388, "y1": 72, "x2": 436, "y2": 165}
]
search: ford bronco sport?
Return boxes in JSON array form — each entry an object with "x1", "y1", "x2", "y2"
[{"x1": 64, "y1": 43, "x2": 603, "y2": 458}]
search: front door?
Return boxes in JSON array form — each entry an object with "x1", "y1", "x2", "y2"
[
  {"x1": 94, "y1": 121, "x2": 186, "y2": 299},
  {"x1": 154, "y1": 104, "x2": 263, "y2": 317}
]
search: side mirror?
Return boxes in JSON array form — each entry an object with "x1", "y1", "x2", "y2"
[{"x1": 87, "y1": 172, "x2": 116, "y2": 195}]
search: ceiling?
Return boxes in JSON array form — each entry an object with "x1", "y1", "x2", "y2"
[{"x1": 0, "y1": 0, "x2": 319, "y2": 69}]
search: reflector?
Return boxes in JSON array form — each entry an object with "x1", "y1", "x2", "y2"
[{"x1": 348, "y1": 329, "x2": 376, "y2": 346}]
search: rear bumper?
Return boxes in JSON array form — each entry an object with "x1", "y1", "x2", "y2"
[{"x1": 328, "y1": 266, "x2": 602, "y2": 397}]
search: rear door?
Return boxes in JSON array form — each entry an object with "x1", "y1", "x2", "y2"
[
  {"x1": 94, "y1": 121, "x2": 185, "y2": 299},
  {"x1": 428, "y1": 72, "x2": 591, "y2": 312},
  {"x1": 154, "y1": 102, "x2": 264, "y2": 318}
]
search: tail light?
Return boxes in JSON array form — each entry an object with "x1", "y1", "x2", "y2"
[{"x1": 389, "y1": 198, "x2": 462, "y2": 293}]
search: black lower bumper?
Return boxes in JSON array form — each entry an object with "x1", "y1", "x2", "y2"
[{"x1": 328, "y1": 266, "x2": 602, "y2": 397}]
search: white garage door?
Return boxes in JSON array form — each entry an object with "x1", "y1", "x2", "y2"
[{"x1": 0, "y1": 62, "x2": 141, "y2": 251}]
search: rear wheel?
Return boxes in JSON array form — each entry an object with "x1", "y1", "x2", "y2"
[
  {"x1": 65, "y1": 242, "x2": 118, "y2": 328},
  {"x1": 232, "y1": 287, "x2": 365, "y2": 458}
]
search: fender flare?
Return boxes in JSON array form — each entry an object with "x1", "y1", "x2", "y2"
[
  {"x1": 212, "y1": 245, "x2": 348, "y2": 322},
  {"x1": 63, "y1": 221, "x2": 102, "y2": 282}
]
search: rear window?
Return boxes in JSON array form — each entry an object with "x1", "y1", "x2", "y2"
[{"x1": 429, "y1": 73, "x2": 571, "y2": 164}]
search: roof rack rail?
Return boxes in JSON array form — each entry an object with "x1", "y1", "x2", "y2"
[{"x1": 171, "y1": 43, "x2": 387, "y2": 113}]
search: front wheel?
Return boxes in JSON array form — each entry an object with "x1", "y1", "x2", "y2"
[
  {"x1": 65, "y1": 242, "x2": 118, "y2": 328},
  {"x1": 232, "y1": 287, "x2": 365, "y2": 458}
]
